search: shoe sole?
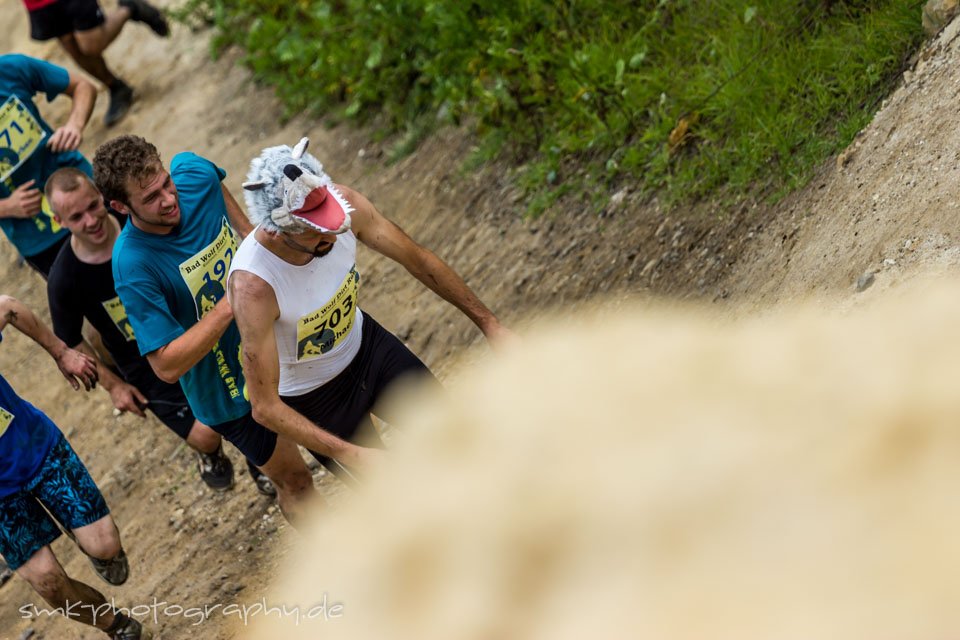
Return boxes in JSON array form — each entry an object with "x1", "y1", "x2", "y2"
[
  {"x1": 203, "y1": 479, "x2": 236, "y2": 492},
  {"x1": 89, "y1": 555, "x2": 128, "y2": 586}
]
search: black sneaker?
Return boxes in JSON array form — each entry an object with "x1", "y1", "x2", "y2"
[
  {"x1": 119, "y1": 0, "x2": 169, "y2": 36},
  {"x1": 246, "y1": 459, "x2": 277, "y2": 497},
  {"x1": 89, "y1": 549, "x2": 129, "y2": 586},
  {"x1": 104, "y1": 81, "x2": 133, "y2": 127},
  {"x1": 106, "y1": 612, "x2": 151, "y2": 640},
  {"x1": 198, "y1": 444, "x2": 235, "y2": 491}
]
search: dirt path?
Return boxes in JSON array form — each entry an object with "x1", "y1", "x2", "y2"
[{"x1": 1, "y1": 0, "x2": 958, "y2": 637}]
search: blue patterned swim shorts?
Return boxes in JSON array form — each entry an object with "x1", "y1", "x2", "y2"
[{"x1": 0, "y1": 433, "x2": 109, "y2": 570}]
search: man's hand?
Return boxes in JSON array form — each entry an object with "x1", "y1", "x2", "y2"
[
  {"x1": 146, "y1": 295, "x2": 234, "y2": 383},
  {"x1": 47, "y1": 123, "x2": 83, "y2": 153},
  {"x1": 482, "y1": 319, "x2": 521, "y2": 351},
  {"x1": 109, "y1": 382, "x2": 148, "y2": 417},
  {"x1": 2, "y1": 181, "x2": 42, "y2": 218},
  {"x1": 56, "y1": 347, "x2": 99, "y2": 391},
  {"x1": 341, "y1": 446, "x2": 387, "y2": 474}
]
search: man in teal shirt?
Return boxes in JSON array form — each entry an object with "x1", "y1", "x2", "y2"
[
  {"x1": 93, "y1": 135, "x2": 314, "y2": 521},
  {"x1": 0, "y1": 54, "x2": 96, "y2": 276}
]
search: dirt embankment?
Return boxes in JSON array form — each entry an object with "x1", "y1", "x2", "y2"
[
  {"x1": 720, "y1": 19, "x2": 960, "y2": 310},
  {"x1": 1, "y1": 0, "x2": 957, "y2": 636}
]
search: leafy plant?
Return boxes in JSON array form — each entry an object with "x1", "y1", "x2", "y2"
[{"x1": 173, "y1": 0, "x2": 923, "y2": 213}]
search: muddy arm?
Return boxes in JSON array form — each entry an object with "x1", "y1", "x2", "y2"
[
  {"x1": 0, "y1": 295, "x2": 98, "y2": 390},
  {"x1": 343, "y1": 184, "x2": 514, "y2": 344}
]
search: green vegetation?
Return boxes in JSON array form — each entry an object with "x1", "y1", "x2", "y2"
[{"x1": 174, "y1": 0, "x2": 923, "y2": 211}]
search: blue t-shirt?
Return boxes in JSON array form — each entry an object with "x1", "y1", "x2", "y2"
[
  {"x1": 113, "y1": 153, "x2": 248, "y2": 426},
  {"x1": 0, "y1": 367, "x2": 60, "y2": 499},
  {"x1": 0, "y1": 54, "x2": 80, "y2": 257}
]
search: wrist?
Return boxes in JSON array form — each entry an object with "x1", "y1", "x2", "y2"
[
  {"x1": 215, "y1": 297, "x2": 233, "y2": 319},
  {"x1": 100, "y1": 373, "x2": 120, "y2": 392},
  {"x1": 336, "y1": 442, "x2": 364, "y2": 464},
  {"x1": 477, "y1": 314, "x2": 500, "y2": 335},
  {"x1": 48, "y1": 340, "x2": 67, "y2": 363}
]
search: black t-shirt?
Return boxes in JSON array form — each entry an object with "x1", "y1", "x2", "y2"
[{"x1": 47, "y1": 239, "x2": 144, "y2": 371}]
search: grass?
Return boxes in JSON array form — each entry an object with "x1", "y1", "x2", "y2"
[{"x1": 171, "y1": 0, "x2": 925, "y2": 215}]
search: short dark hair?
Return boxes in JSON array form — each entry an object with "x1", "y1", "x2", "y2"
[
  {"x1": 44, "y1": 167, "x2": 96, "y2": 205},
  {"x1": 93, "y1": 135, "x2": 162, "y2": 205}
]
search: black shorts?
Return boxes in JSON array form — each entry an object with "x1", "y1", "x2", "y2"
[
  {"x1": 28, "y1": 0, "x2": 105, "y2": 41},
  {"x1": 209, "y1": 413, "x2": 277, "y2": 468},
  {"x1": 119, "y1": 359, "x2": 195, "y2": 440},
  {"x1": 281, "y1": 314, "x2": 439, "y2": 475}
]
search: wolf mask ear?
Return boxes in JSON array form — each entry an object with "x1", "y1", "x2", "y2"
[{"x1": 291, "y1": 137, "x2": 309, "y2": 160}]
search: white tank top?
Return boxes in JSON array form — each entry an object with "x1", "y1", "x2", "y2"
[{"x1": 229, "y1": 228, "x2": 364, "y2": 396}]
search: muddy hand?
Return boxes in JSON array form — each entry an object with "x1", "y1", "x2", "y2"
[
  {"x1": 111, "y1": 382, "x2": 148, "y2": 417},
  {"x1": 57, "y1": 347, "x2": 99, "y2": 391}
]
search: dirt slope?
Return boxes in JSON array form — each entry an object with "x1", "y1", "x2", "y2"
[
  {"x1": 0, "y1": 0, "x2": 955, "y2": 637},
  {"x1": 720, "y1": 19, "x2": 960, "y2": 310}
]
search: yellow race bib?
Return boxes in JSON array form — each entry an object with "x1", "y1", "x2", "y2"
[
  {"x1": 0, "y1": 95, "x2": 46, "y2": 183},
  {"x1": 102, "y1": 296, "x2": 136, "y2": 342},
  {"x1": 0, "y1": 407, "x2": 15, "y2": 439},
  {"x1": 296, "y1": 266, "x2": 360, "y2": 361},
  {"x1": 179, "y1": 219, "x2": 237, "y2": 320},
  {"x1": 179, "y1": 219, "x2": 242, "y2": 399}
]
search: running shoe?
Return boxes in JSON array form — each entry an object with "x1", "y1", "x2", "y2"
[
  {"x1": 198, "y1": 444, "x2": 235, "y2": 491},
  {"x1": 246, "y1": 459, "x2": 277, "y2": 497},
  {"x1": 104, "y1": 81, "x2": 133, "y2": 127},
  {"x1": 107, "y1": 612, "x2": 151, "y2": 640},
  {"x1": 89, "y1": 549, "x2": 129, "y2": 586},
  {"x1": 119, "y1": 0, "x2": 169, "y2": 36}
]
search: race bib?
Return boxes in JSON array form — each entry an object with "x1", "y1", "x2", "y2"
[
  {"x1": 0, "y1": 95, "x2": 46, "y2": 183},
  {"x1": 296, "y1": 266, "x2": 360, "y2": 361},
  {"x1": 179, "y1": 219, "x2": 237, "y2": 320},
  {"x1": 35, "y1": 194, "x2": 62, "y2": 234},
  {"x1": 0, "y1": 407, "x2": 14, "y2": 439},
  {"x1": 179, "y1": 219, "x2": 242, "y2": 399},
  {"x1": 101, "y1": 296, "x2": 136, "y2": 342}
]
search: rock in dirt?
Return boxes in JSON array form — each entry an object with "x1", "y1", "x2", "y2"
[
  {"x1": 856, "y1": 271, "x2": 876, "y2": 292},
  {"x1": 640, "y1": 259, "x2": 659, "y2": 279},
  {"x1": 609, "y1": 188, "x2": 628, "y2": 210},
  {"x1": 923, "y1": 0, "x2": 960, "y2": 36}
]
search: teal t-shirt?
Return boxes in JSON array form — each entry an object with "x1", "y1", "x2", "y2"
[
  {"x1": 112, "y1": 153, "x2": 248, "y2": 426},
  {"x1": 0, "y1": 54, "x2": 77, "y2": 256}
]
